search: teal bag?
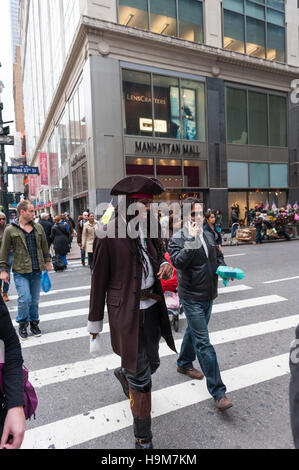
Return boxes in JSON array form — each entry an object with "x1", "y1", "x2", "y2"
[
  {"x1": 41, "y1": 270, "x2": 52, "y2": 293},
  {"x1": 216, "y1": 266, "x2": 245, "y2": 287}
]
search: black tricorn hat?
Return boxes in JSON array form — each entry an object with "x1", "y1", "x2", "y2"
[{"x1": 111, "y1": 176, "x2": 165, "y2": 197}]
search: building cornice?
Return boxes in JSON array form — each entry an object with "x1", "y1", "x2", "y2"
[{"x1": 81, "y1": 15, "x2": 299, "y2": 78}]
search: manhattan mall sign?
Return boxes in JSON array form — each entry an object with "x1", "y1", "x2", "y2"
[{"x1": 134, "y1": 140, "x2": 202, "y2": 157}]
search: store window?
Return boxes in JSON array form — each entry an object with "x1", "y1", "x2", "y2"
[
  {"x1": 123, "y1": 69, "x2": 206, "y2": 141},
  {"x1": 228, "y1": 162, "x2": 249, "y2": 188},
  {"x1": 223, "y1": 0, "x2": 285, "y2": 62},
  {"x1": 69, "y1": 79, "x2": 86, "y2": 154},
  {"x1": 249, "y1": 163, "x2": 269, "y2": 187},
  {"x1": 153, "y1": 75, "x2": 180, "y2": 138},
  {"x1": 156, "y1": 159, "x2": 183, "y2": 188},
  {"x1": 270, "y1": 163, "x2": 288, "y2": 187},
  {"x1": 126, "y1": 157, "x2": 154, "y2": 176},
  {"x1": 119, "y1": 0, "x2": 203, "y2": 43},
  {"x1": 123, "y1": 70, "x2": 153, "y2": 136},
  {"x1": 184, "y1": 160, "x2": 207, "y2": 187},
  {"x1": 226, "y1": 85, "x2": 287, "y2": 147},
  {"x1": 62, "y1": 176, "x2": 70, "y2": 199}
]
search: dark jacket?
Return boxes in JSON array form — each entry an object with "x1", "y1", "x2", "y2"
[
  {"x1": 204, "y1": 222, "x2": 222, "y2": 246},
  {"x1": 50, "y1": 224, "x2": 70, "y2": 256},
  {"x1": 168, "y1": 227, "x2": 226, "y2": 302},
  {"x1": 290, "y1": 324, "x2": 299, "y2": 449},
  {"x1": 39, "y1": 219, "x2": 53, "y2": 247},
  {"x1": 76, "y1": 219, "x2": 87, "y2": 245},
  {"x1": 231, "y1": 211, "x2": 239, "y2": 225},
  {"x1": 0, "y1": 296, "x2": 25, "y2": 436},
  {"x1": 88, "y1": 218, "x2": 176, "y2": 373}
]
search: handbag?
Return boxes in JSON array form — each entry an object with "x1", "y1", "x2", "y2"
[{"x1": 0, "y1": 364, "x2": 38, "y2": 421}]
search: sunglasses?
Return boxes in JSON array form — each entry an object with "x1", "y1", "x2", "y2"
[
  {"x1": 0, "y1": 218, "x2": 5, "y2": 221},
  {"x1": 191, "y1": 212, "x2": 201, "y2": 217}
]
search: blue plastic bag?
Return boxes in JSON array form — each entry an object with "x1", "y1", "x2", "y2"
[
  {"x1": 41, "y1": 270, "x2": 52, "y2": 293},
  {"x1": 216, "y1": 266, "x2": 245, "y2": 287}
]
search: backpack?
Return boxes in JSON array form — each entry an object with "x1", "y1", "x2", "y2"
[
  {"x1": 0, "y1": 364, "x2": 38, "y2": 421},
  {"x1": 52, "y1": 255, "x2": 66, "y2": 272}
]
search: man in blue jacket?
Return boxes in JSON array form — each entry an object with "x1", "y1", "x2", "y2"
[{"x1": 168, "y1": 197, "x2": 233, "y2": 411}]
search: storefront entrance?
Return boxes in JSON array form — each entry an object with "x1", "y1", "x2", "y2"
[
  {"x1": 74, "y1": 195, "x2": 89, "y2": 221},
  {"x1": 228, "y1": 190, "x2": 288, "y2": 223}
]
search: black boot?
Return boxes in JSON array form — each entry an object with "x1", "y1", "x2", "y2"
[
  {"x1": 30, "y1": 320, "x2": 42, "y2": 337},
  {"x1": 114, "y1": 367, "x2": 130, "y2": 399},
  {"x1": 19, "y1": 322, "x2": 29, "y2": 341},
  {"x1": 129, "y1": 386, "x2": 153, "y2": 449}
]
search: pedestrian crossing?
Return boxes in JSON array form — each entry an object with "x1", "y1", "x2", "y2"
[{"x1": 6, "y1": 259, "x2": 296, "y2": 449}]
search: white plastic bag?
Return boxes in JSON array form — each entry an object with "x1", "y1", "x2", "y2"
[{"x1": 89, "y1": 335, "x2": 101, "y2": 357}]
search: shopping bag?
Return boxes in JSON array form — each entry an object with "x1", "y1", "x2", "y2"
[
  {"x1": 216, "y1": 266, "x2": 245, "y2": 287},
  {"x1": 90, "y1": 335, "x2": 101, "y2": 357},
  {"x1": 41, "y1": 270, "x2": 52, "y2": 293},
  {"x1": 164, "y1": 291, "x2": 180, "y2": 309}
]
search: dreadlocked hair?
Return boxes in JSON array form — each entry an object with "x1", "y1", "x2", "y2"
[{"x1": 115, "y1": 197, "x2": 165, "y2": 277}]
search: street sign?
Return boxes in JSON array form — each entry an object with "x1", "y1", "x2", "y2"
[
  {"x1": 0, "y1": 135, "x2": 14, "y2": 145},
  {"x1": 7, "y1": 166, "x2": 39, "y2": 175}
]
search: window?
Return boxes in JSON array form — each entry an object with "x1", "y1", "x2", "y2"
[
  {"x1": 156, "y1": 159, "x2": 183, "y2": 188},
  {"x1": 150, "y1": 0, "x2": 177, "y2": 37},
  {"x1": 126, "y1": 157, "x2": 155, "y2": 175},
  {"x1": 223, "y1": 0, "x2": 285, "y2": 62},
  {"x1": 269, "y1": 95, "x2": 286, "y2": 147},
  {"x1": 69, "y1": 79, "x2": 86, "y2": 153},
  {"x1": 270, "y1": 163, "x2": 288, "y2": 187},
  {"x1": 184, "y1": 160, "x2": 207, "y2": 186},
  {"x1": 248, "y1": 91, "x2": 268, "y2": 145},
  {"x1": 226, "y1": 87, "x2": 247, "y2": 144},
  {"x1": 228, "y1": 162, "x2": 249, "y2": 187},
  {"x1": 119, "y1": 0, "x2": 203, "y2": 43},
  {"x1": 226, "y1": 85, "x2": 287, "y2": 147},
  {"x1": 178, "y1": 0, "x2": 203, "y2": 43},
  {"x1": 249, "y1": 163, "x2": 269, "y2": 187},
  {"x1": 228, "y1": 162, "x2": 288, "y2": 188},
  {"x1": 119, "y1": 0, "x2": 149, "y2": 30},
  {"x1": 123, "y1": 68, "x2": 206, "y2": 141}
]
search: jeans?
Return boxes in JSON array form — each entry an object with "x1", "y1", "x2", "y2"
[
  {"x1": 88, "y1": 253, "x2": 94, "y2": 271},
  {"x1": 177, "y1": 297, "x2": 226, "y2": 400},
  {"x1": 0, "y1": 252, "x2": 13, "y2": 294},
  {"x1": 231, "y1": 224, "x2": 238, "y2": 238},
  {"x1": 255, "y1": 226, "x2": 263, "y2": 244},
  {"x1": 14, "y1": 271, "x2": 42, "y2": 324},
  {"x1": 80, "y1": 249, "x2": 86, "y2": 264}
]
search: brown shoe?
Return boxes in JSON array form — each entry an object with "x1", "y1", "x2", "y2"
[
  {"x1": 177, "y1": 366, "x2": 204, "y2": 380},
  {"x1": 215, "y1": 396, "x2": 233, "y2": 411},
  {"x1": 2, "y1": 293, "x2": 9, "y2": 302}
]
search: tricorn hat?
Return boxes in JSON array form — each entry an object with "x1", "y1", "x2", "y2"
[{"x1": 111, "y1": 176, "x2": 165, "y2": 198}]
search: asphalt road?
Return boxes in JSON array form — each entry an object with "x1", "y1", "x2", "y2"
[{"x1": 5, "y1": 240, "x2": 299, "y2": 449}]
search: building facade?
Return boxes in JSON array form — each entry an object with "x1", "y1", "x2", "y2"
[{"x1": 18, "y1": 0, "x2": 299, "y2": 224}]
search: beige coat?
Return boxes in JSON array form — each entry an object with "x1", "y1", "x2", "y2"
[{"x1": 82, "y1": 221, "x2": 99, "y2": 253}]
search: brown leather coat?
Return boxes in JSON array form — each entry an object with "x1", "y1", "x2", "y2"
[{"x1": 89, "y1": 220, "x2": 176, "y2": 373}]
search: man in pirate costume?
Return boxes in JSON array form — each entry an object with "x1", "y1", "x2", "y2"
[{"x1": 88, "y1": 176, "x2": 176, "y2": 449}]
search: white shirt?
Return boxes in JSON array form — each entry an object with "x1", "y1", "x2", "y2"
[{"x1": 199, "y1": 231, "x2": 209, "y2": 258}]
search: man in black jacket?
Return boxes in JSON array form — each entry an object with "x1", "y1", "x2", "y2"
[{"x1": 168, "y1": 198, "x2": 233, "y2": 411}]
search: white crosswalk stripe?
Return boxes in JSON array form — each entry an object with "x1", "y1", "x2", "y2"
[
  {"x1": 29, "y1": 314, "x2": 299, "y2": 389},
  {"x1": 16, "y1": 294, "x2": 286, "y2": 348},
  {"x1": 22, "y1": 353, "x2": 289, "y2": 449},
  {"x1": 11, "y1": 271, "x2": 294, "y2": 449}
]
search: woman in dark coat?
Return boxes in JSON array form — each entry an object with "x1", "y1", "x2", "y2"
[
  {"x1": 204, "y1": 209, "x2": 223, "y2": 251},
  {"x1": 50, "y1": 216, "x2": 70, "y2": 265},
  {"x1": 0, "y1": 296, "x2": 25, "y2": 448}
]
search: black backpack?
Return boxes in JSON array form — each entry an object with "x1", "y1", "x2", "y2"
[{"x1": 52, "y1": 255, "x2": 66, "y2": 272}]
